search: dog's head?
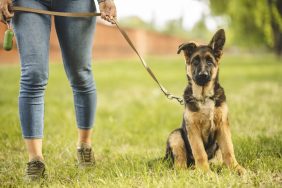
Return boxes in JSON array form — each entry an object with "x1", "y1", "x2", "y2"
[{"x1": 177, "y1": 29, "x2": 225, "y2": 86}]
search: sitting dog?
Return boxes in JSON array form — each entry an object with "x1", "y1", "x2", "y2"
[{"x1": 165, "y1": 29, "x2": 246, "y2": 175}]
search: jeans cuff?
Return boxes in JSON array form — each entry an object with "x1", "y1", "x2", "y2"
[
  {"x1": 23, "y1": 135, "x2": 44, "y2": 139},
  {"x1": 77, "y1": 126, "x2": 93, "y2": 130}
]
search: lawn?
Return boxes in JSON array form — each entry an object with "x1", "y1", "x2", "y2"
[{"x1": 0, "y1": 54, "x2": 281, "y2": 187}]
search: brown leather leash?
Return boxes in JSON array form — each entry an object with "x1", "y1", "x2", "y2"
[
  {"x1": 11, "y1": 6, "x2": 184, "y2": 105},
  {"x1": 13, "y1": 6, "x2": 101, "y2": 17}
]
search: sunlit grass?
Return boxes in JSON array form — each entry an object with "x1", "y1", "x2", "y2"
[{"x1": 0, "y1": 54, "x2": 281, "y2": 187}]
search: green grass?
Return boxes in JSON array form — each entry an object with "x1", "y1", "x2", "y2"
[{"x1": 0, "y1": 54, "x2": 281, "y2": 187}]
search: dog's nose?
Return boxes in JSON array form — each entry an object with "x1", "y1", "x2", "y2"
[
  {"x1": 198, "y1": 71, "x2": 209, "y2": 79},
  {"x1": 195, "y1": 71, "x2": 210, "y2": 86}
]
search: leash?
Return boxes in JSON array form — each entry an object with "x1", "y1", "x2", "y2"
[
  {"x1": 13, "y1": 6, "x2": 101, "y2": 17},
  {"x1": 112, "y1": 19, "x2": 184, "y2": 105},
  {"x1": 7, "y1": 6, "x2": 184, "y2": 105}
]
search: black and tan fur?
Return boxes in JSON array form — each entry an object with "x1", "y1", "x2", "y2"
[{"x1": 165, "y1": 29, "x2": 245, "y2": 175}]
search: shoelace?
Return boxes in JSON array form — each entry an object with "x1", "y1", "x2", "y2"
[
  {"x1": 26, "y1": 161, "x2": 44, "y2": 175},
  {"x1": 78, "y1": 148, "x2": 93, "y2": 162}
]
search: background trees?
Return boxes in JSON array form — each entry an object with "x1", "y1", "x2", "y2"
[{"x1": 206, "y1": 0, "x2": 282, "y2": 56}]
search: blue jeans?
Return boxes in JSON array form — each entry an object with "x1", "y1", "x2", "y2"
[{"x1": 12, "y1": 0, "x2": 97, "y2": 138}]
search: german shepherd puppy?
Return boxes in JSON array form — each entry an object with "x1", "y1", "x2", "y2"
[{"x1": 165, "y1": 29, "x2": 246, "y2": 175}]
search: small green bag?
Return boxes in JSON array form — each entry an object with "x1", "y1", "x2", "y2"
[
  {"x1": 3, "y1": 29, "x2": 14, "y2": 51},
  {"x1": 1, "y1": 14, "x2": 14, "y2": 51}
]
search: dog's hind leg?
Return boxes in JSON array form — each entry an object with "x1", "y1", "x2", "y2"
[{"x1": 165, "y1": 129, "x2": 187, "y2": 169}]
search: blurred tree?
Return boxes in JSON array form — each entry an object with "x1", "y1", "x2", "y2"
[
  {"x1": 189, "y1": 14, "x2": 212, "y2": 41},
  {"x1": 119, "y1": 16, "x2": 155, "y2": 31},
  {"x1": 163, "y1": 19, "x2": 181, "y2": 34},
  {"x1": 205, "y1": 0, "x2": 282, "y2": 56},
  {"x1": 163, "y1": 17, "x2": 183, "y2": 34},
  {"x1": 162, "y1": 15, "x2": 189, "y2": 38}
]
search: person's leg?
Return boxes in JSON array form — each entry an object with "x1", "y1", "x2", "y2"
[
  {"x1": 12, "y1": 0, "x2": 51, "y2": 162},
  {"x1": 25, "y1": 139, "x2": 43, "y2": 161},
  {"x1": 52, "y1": 0, "x2": 97, "y2": 148},
  {"x1": 78, "y1": 129, "x2": 93, "y2": 145}
]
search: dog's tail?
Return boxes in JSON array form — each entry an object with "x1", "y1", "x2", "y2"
[
  {"x1": 147, "y1": 143, "x2": 174, "y2": 169},
  {"x1": 164, "y1": 140, "x2": 174, "y2": 163},
  {"x1": 147, "y1": 157, "x2": 173, "y2": 169}
]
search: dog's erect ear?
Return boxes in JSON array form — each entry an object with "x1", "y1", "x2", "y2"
[
  {"x1": 209, "y1": 29, "x2": 225, "y2": 60},
  {"x1": 177, "y1": 42, "x2": 197, "y2": 62}
]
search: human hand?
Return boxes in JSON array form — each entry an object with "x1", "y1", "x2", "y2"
[
  {"x1": 0, "y1": 0, "x2": 14, "y2": 23},
  {"x1": 98, "y1": 0, "x2": 117, "y2": 24}
]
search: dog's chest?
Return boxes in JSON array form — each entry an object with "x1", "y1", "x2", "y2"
[
  {"x1": 185, "y1": 98, "x2": 216, "y2": 143},
  {"x1": 198, "y1": 99, "x2": 215, "y2": 117}
]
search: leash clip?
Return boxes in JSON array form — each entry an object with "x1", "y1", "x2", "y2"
[{"x1": 166, "y1": 93, "x2": 184, "y2": 105}]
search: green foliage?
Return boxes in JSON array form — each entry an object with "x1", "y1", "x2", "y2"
[
  {"x1": 0, "y1": 55, "x2": 282, "y2": 187},
  {"x1": 208, "y1": 0, "x2": 229, "y2": 15},
  {"x1": 163, "y1": 15, "x2": 213, "y2": 41},
  {"x1": 118, "y1": 16, "x2": 155, "y2": 31},
  {"x1": 207, "y1": 0, "x2": 282, "y2": 52},
  {"x1": 162, "y1": 17, "x2": 186, "y2": 37},
  {"x1": 189, "y1": 15, "x2": 213, "y2": 41},
  {"x1": 272, "y1": 3, "x2": 282, "y2": 31}
]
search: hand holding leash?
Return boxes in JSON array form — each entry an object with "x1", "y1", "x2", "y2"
[
  {"x1": 0, "y1": 0, "x2": 14, "y2": 23},
  {"x1": 98, "y1": 0, "x2": 117, "y2": 24}
]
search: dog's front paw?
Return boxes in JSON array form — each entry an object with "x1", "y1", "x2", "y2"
[
  {"x1": 235, "y1": 164, "x2": 246, "y2": 175},
  {"x1": 196, "y1": 161, "x2": 210, "y2": 173}
]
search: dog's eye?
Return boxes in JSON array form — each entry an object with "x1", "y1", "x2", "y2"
[
  {"x1": 206, "y1": 58, "x2": 213, "y2": 65},
  {"x1": 192, "y1": 57, "x2": 200, "y2": 65},
  {"x1": 207, "y1": 60, "x2": 213, "y2": 65},
  {"x1": 194, "y1": 60, "x2": 199, "y2": 65}
]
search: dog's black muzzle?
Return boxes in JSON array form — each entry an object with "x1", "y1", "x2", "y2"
[{"x1": 195, "y1": 72, "x2": 211, "y2": 86}]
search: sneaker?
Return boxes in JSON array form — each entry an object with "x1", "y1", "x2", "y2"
[
  {"x1": 25, "y1": 158, "x2": 47, "y2": 181},
  {"x1": 77, "y1": 143, "x2": 95, "y2": 168}
]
